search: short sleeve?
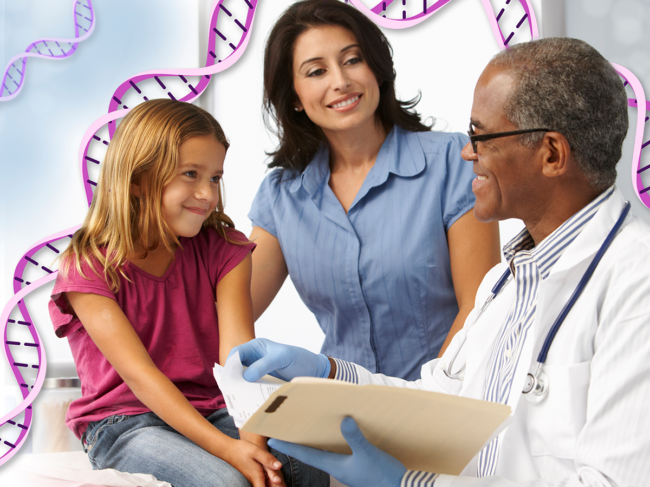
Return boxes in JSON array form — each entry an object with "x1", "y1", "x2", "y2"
[
  {"x1": 440, "y1": 133, "x2": 476, "y2": 230},
  {"x1": 248, "y1": 170, "x2": 285, "y2": 238},
  {"x1": 210, "y1": 228, "x2": 256, "y2": 285},
  {"x1": 49, "y1": 257, "x2": 116, "y2": 338}
]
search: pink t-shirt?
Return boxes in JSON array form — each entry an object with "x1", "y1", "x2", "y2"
[{"x1": 49, "y1": 227, "x2": 255, "y2": 439}]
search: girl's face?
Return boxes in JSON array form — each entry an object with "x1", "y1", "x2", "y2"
[
  {"x1": 292, "y1": 25, "x2": 381, "y2": 139},
  {"x1": 161, "y1": 135, "x2": 226, "y2": 238}
]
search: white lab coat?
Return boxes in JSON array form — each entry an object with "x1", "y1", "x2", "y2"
[{"x1": 353, "y1": 188, "x2": 650, "y2": 486}]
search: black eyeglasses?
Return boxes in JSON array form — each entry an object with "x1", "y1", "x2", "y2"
[{"x1": 467, "y1": 122, "x2": 551, "y2": 153}]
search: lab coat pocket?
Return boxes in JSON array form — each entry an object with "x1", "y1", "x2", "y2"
[
  {"x1": 527, "y1": 360, "x2": 591, "y2": 459},
  {"x1": 426, "y1": 358, "x2": 464, "y2": 395}
]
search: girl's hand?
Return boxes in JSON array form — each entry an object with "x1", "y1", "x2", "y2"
[
  {"x1": 216, "y1": 238, "x2": 285, "y2": 487},
  {"x1": 240, "y1": 431, "x2": 286, "y2": 487},
  {"x1": 262, "y1": 460, "x2": 286, "y2": 487},
  {"x1": 222, "y1": 438, "x2": 286, "y2": 487}
]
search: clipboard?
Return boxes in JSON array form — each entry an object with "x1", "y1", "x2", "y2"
[{"x1": 241, "y1": 377, "x2": 512, "y2": 475}]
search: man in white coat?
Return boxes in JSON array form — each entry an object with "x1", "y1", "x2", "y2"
[{"x1": 232, "y1": 38, "x2": 650, "y2": 486}]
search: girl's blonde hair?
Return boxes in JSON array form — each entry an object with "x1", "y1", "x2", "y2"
[{"x1": 61, "y1": 99, "x2": 236, "y2": 291}]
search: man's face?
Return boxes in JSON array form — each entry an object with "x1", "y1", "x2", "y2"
[{"x1": 461, "y1": 65, "x2": 543, "y2": 223}]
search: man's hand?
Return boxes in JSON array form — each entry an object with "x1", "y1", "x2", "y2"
[
  {"x1": 268, "y1": 417, "x2": 407, "y2": 487},
  {"x1": 229, "y1": 338, "x2": 331, "y2": 382}
]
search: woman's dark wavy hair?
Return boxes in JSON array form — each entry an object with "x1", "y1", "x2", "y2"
[{"x1": 264, "y1": 0, "x2": 431, "y2": 172}]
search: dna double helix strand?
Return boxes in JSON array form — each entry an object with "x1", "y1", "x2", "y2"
[
  {"x1": 615, "y1": 66, "x2": 650, "y2": 209},
  {"x1": 80, "y1": 0, "x2": 260, "y2": 206},
  {"x1": 0, "y1": 228, "x2": 76, "y2": 463},
  {"x1": 349, "y1": 0, "x2": 539, "y2": 48},
  {"x1": 1, "y1": 0, "x2": 647, "y2": 467},
  {"x1": 0, "y1": 0, "x2": 95, "y2": 102},
  {"x1": 0, "y1": 0, "x2": 259, "y2": 465}
]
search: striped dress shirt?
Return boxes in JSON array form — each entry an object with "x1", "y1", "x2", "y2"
[{"x1": 477, "y1": 186, "x2": 614, "y2": 477}]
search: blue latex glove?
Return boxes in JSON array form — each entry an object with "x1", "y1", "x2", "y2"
[
  {"x1": 228, "y1": 338, "x2": 331, "y2": 382},
  {"x1": 268, "y1": 417, "x2": 407, "y2": 487}
]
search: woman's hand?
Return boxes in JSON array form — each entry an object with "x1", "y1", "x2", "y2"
[{"x1": 221, "y1": 436, "x2": 286, "y2": 487}]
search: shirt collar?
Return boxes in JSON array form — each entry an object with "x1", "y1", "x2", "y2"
[
  {"x1": 503, "y1": 186, "x2": 615, "y2": 279},
  {"x1": 377, "y1": 125, "x2": 427, "y2": 180},
  {"x1": 289, "y1": 126, "x2": 426, "y2": 196},
  {"x1": 289, "y1": 145, "x2": 330, "y2": 195}
]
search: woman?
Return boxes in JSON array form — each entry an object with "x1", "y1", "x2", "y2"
[{"x1": 248, "y1": 0, "x2": 500, "y2": 381}]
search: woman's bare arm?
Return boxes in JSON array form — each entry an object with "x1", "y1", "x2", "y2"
[{"x1": 441, "y1": 210, "x2": 501, "y2": 356}]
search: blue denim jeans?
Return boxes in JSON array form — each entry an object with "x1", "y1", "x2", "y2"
[{"x1": 82, "y1": 408, "x2": 329, "y2": 487}]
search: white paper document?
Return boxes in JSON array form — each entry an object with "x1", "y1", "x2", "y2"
[{"x1": 213, "y1": 352, "x2": 286, "y2": 427}]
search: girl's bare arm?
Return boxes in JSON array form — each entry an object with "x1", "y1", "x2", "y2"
[
  {"x1": 66, "y1": 287, "x2": 282, "y2": 487},
  {"x1": 249, "y1": 227, "x2": 288, "y2": 322}
]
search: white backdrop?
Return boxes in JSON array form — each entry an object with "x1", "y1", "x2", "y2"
[
  {"x1": 3, "y1": 0, "x2": 648, "y2": 388},
  {"x1": 201, "y1": 0, "x2": 535, "y2": 354},
  {"x1": 1, "y1": 0, "x2": 648, "y2": 472}
]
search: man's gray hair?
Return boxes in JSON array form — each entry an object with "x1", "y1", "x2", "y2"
[{"x1": 490, "y1": 38, "x2": 628, "y2": 191}]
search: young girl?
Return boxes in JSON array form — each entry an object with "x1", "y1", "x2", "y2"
[{"x1": 48, "y1": 100, "x2": 328, "y2": 487}]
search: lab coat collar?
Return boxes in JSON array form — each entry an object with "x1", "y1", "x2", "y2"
[
  {"x1": 503, "y1": 186, "x2": 615, "y2": 280},
  {"x1": 546, "y1": 186, "x2": 626, "y2": 279},
  {"x1": 511, "y1": 186, "x2": 628, "y2": 408}
]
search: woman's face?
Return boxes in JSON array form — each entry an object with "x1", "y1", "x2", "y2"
[{"x1": 292, "y1": 25, "x2": 381, "y2": 138}]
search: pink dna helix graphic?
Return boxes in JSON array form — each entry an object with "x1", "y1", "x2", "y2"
[
  {"x1": 0, "y1": 0, "x2": 258, "y2": 465},
  {"x1": 1, "y1": 0, "x2": 647, "y2": 466},
  {"x1": 616, "y1": 66, "x2": 650, "y2": 209},
  {"x1": 0, "y1": 0, "x2": 95, "y2": 102},
  {"x1": 349, "y1": 0, "x2": 539, "y2": 48}
]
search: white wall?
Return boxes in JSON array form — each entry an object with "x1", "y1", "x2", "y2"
[
  {"x1": 202, "y1": 0, "x2": 518, "y2": 353},
  {"x1": 1, "y1": 0, "x2": 646, "y2": 476},
  {"x1": 4, "y1": 0, "x2": 643, "y2": 391},
  {"x1": 202, "y1": 0, "x2": 650, "y2": 355}
]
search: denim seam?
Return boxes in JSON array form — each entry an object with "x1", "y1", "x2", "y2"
[
  {"x1": 288, "y1": 455, "x2": 299, "y2": 486},
  {"x1": 86, "y1": 415, "x2": 128, "y2": 455}
]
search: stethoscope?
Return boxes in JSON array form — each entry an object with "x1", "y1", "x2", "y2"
[{"x1": 443, "y1": 201, "x2": 631, "y2": 404}]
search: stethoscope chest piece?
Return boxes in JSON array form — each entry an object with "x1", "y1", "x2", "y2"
[{"x1": 523, "y1": 370, "x2": 549, "y2": 404}]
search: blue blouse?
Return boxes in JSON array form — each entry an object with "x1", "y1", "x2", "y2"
[{"x1": 249, "y1": 126, "x2": 476, "y2": 380}]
